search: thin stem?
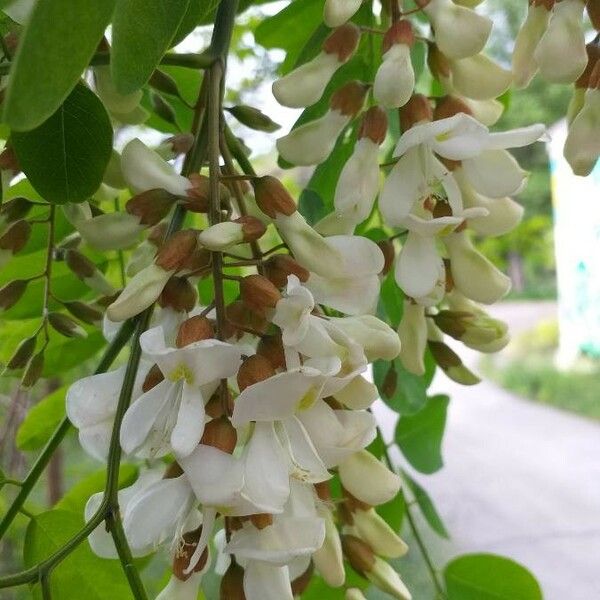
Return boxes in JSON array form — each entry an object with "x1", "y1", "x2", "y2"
[{"x1": 224, "y1": 123, "x2": 256, "y2": 176}]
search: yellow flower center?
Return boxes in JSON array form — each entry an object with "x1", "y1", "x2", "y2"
[{"x1": 168, "y1": 364, "x2": 194, "y2": 385}]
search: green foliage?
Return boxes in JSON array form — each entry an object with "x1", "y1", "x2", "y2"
[
  {"x1": 16, "y1": 386, "x2": 68, "y2": 451},
  {"x1": 403, "y1": 471, "x2": 449, "y2": 539},
  {"x1": 395, "y1": 395, "x2": 449, "y2": 474},
  {"x1": 444, "y1": 553, "x2": 543, "y2": 600},
  {"x1": 12, "y1": 83, "x2": 113, "y2": 204},
  {"x1": 111, "y1": 0, "x2": 190, "y2": 94},
  {"x1": 24, "y1": 510, "x2": 133, "y2": 599},
  {"x1": 3, "y1": 0, "x2": 117, "y2": 130}
]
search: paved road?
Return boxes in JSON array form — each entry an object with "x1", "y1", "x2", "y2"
[{"x1": 378, "y1": 302, "x2": 600, "y2": 600}]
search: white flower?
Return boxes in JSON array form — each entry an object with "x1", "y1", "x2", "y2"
[
  {"x1": 534, "y1": 0, "x2": 587, "y2": 84},
  {"x1": 313, "y1": 507, "x2": 345, "y2": 587},
  {"x1": 156, "y1": 572, "x2": 205, "y2": 600},
  {"x1": 332, "y1": 374, "x2": 379, "y2": 410},
  {"x1": 351, "y1": 508, "x2": 408, "y2": 559},
  {"x1": 323, "y1": 0, "x2": 363, "y2": 27},
  {"x1": 422, "y1": 0, "x2": 492, "y2": 59},
  {"x1": 272, "y1": 274, "x2": 315, "y2": 347},
  {"x1": 447, "y1": 53, "x2": 513, "y2": 101},
  {"x1": 564, "y1": 88, "x2": 600, "y2": 177},
  {"x1": 120, "y1": 325, "x2": 242, "y2": 458},
  {"x1": 374, "y1": 43, "x2": 414, "y2": 109},
  {"x1": 398, "y1": 301, "x2": 428, "y2": 376},
  {"x1": 121, "y1": 138, "x2": 191, "y2": 196}
]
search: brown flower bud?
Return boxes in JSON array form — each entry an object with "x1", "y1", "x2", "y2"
[
  {"x1": 341, "y1": 535, "x2": 376, "y2": 576},
  {"x1": 143, "y1": 363, "x2": 165, "y2": 393},
  {"x1": 358, "y1": 106, "x2": 388, "y2": 145},
  {"x1": 176, "y1": 315, "x2": 215, "y2": 348},
  {"x1": 5, "y1": 336, "x2": 37, "y2": 371},
  {"x1": 164, "y1": 461, "x2": 184, "y2": 479},
  {"x1": 237, "y1": 355, "x2": 275, "y2": 392},
  {"x1": 323, "y1": 23, "x2": 361, "y2": 61},
  {"x1": 205, "y1": 387, "x2": 234, "y2": 418},
  {"x1": 159, "y1": 277, "x2": 197, "y2": 313},
  {"x1": 377, "y1": 240, "x2": 395, "y2": 276},
  {"x1": 314, "y1": 481, "x2": 332, "y2": 502},
  {"x1": 250, "y1": 513, "x2": 273, "y2": 530},
  {"x1": 48, "y1": 312, "x2": 87, "y2": 338},
  {"x1": 234, "y1": 215, "x2": 267, "y2": 243},
  {"x1": 21, "y1": 350, "x2": 44, "y2": 389},
  {"x1": 0, "y1": 220, "x2": 31, "y2": 254},
  {"x1": 0, "y1": 197, "x2": 32, "y2": 223},
  {"x1": 291, "y1": 562, "x2": 314, "y2": 597},
  {"x1": 330, "y1": 80, "x2": 368, "y2": 117},
  {"x1": 155, "y1": 229, "x2": 198, "y2": 271},
  {"x1": 0, "y1": 279, "x2": 28, "y2": 310},
  {"x1": 125, "y1": 188, "x2": 178, "y2": 226},
  {"x1": 225, "y1": 300, "x2": 269, "y2": 339},
  {"x1": 185, "y1": 174, "x2": 231, "y2": 213},
  {"x1": 172, "y1": 526, "x2": 209, "y2": 581},
  {"x1": 253, "y1": 176, "x2": 297, "y2": 219},
  {"x1": 200, "y1": 416, "x2": 238, "y2": 454},
  {"x1": 167, "y1": 133, "x2": 195, "y2": 156},
  {"x1": 263, "y1": 254, "x2": 309, "y2": 289},
  {"x1": 256, "y1": 333, "x2": 286, "y2": 370},
  {"x1": 382, "y1": 20, "x2": 415, "y2": 54},
  {"x1": 400, "y1": 94, "x2": 433, "y2": 131},
  {"x1": 434, "y1": 95, "x2": 473, "y2": 121},
  {"x1": 63, "y1": 301, "x2": 103, "y2": 324},
  {"x1": 65, "y1": 249, "x2": 96, "y2": 279},
  {"x1": 220, "y1": 562, "x2": 245, "y2": 600},
  {"x1": 427, "y1": 42, "x2": 451, "y2": 80},
  {"x1": 240, "y1": 274, "x2": 282, "y2": 316},
  {"x1": 180, "y1": 247, "x2": 212, "y2": 275},
  {"x1": 588, "y1": 0, "x2": 600, "y2": 31}
]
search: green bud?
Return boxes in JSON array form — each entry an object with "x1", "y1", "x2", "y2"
[
  {"x1": 0, "y1": 279, "x2": 28, "y2": 310},
  {"x1": 21, "y1": 350, "x2": 44, "y2": 389},
  {"x1": 48, "y1": 312, "x2": 88, "y2": 339},
  {"x1": 151, "y1": 92, "x2": 178, "y2": 126},
  {"x1": 5, "y1": 335, "x2": 37, "y2": 371},
  {"x1": 63, "y1": 301, "x2": 103, "y2": 324},
  {"x1": 428, "y1": 341, "x2": 480, "y2": 386},
  {"x1": 226, "y1": 104, "x2": 281, "y2": 132},
  {"x1": 149, "y1": 69, "x2": 181, "y2": 98}
]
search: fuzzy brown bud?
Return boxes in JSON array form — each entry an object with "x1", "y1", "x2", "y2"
[
  {"x1": 358, "y1": 106, "x2": 388, "y2": 144},
  {"x1": 400, "y1": 94, "x2": 433, "y2": 131},
  {"x1": 382, "y1": 20, "x2": 414, "y2": 54},
  {"x1": 176, "y1": 315, "x2": 215, "y2": 348},
  {"x1": 167, "y1": 133, "x2": 195, "y2": 155},
  {"x1": 237, "y1": 354, "x2": 275, "y2": 392},
  {"x1": 330, "y1": 80, "x2": 368, "y2": 117},
  {"x1": 253, "y1": 176, "x2": 297, "y2": 218},
  {"x1": 5, "y1": 336, "x2": 37, "y2": 371},
  {"x1": 0, "y1": 220, "x2": 31, "y2": 254},
  {"x1": 263, "y1": 254, "x2": 309, "y2": 289},
  {"x1": 22, "y1": 351, "x2": 44, "y2": 389},
  {"x1": 180, "y1": 247, "x2": 212, "y2": 275},
  {"x1": 148, "y1": 223, "x2": 168, "y2": 247},
  {"x1": 0, "y1": 279, "x2": 28, "y2": 311},
  {"x1": 428, "y1": 340, "x2": 461, "y2": 369},
  {"x1": 125, "y1": 189, "x2": 178, "y2": 226},
  {"x1": 205, "y1": 387, "x2": 234, "y2": 418},
  {"x1": 240, "y1": 274, "x2": 282, "y2": 315},
  {"x1": 434, "y1": 95, "x2": 474, "y2": 120},
  {"x1": 155, "y1": 230, "x2": 198, "y2": 271},
  {"x1": 172, "y1": 527, "x2": 209, "y2": 581},
  {"x1": 323, "y1": 23, "x2": 361, "y2": 61},
  {"x1": 250, "y1": 513, "x2": 274, "y2": 530},
  {"x1": 143, "y1": 363, "x2": 165, "y2": 393},
  {"x1": 63, "y1": 301, "x2": 103, "y2": 324},
  {"x1": 0, "y1": 197, "x2": 32, "y2": 223},
  {"x1": 256, "y1": 333, "x2": 286, "y2": 370},
  {"x1": 225, "y1": 300, "x2": 269, "y2": 339},
  {"x1": 235, "y1": 215, "x2": 267, "y2": 243},
  {"x1": 220, "y1": 562, "x2": 246, "y2": 600},
  {"x1": 200, "y1": 416, "x2": 238, "y2": 454},
  {"x1": 377, "y1": 240, "x2": 395, "y2": 276},
  {"x1": 185, "y1": 174, "x2": 230, "y2": 213},
  {"x1": 159, "y1": 277, "x2": 198, "y2": 313},
  {"x1": 342, "y1": 535, "x2": 376, "y2": 576}
]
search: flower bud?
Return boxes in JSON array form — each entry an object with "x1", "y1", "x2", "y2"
[
  {"x1": 399, "y1": 94, "x2": 433, "y2": 131},
  {"x1": 149, "y1": 69, "x2": 181, "y2": 100},
  {"x1": 449, "y1": 53, "x2": 513, "y2": 101},
  {"x1": 273, "y1": 24, "x2": 360, "y2": 108},
  {"x1": 5, "y1": 335, "x2": 37, "y2": 371},
  {"x1": 225, "y1": 300, "x2": 269, "y2": 339},
  {"x1": 61, "y1": 301, "x2": 103, "y2": 325},
  {"x1": 398, "y1": 301, "x2": 427, "y2": 375},
  {"x1": 377, "y1": 240, "x2": 395, "y2": 276},
  {"x1": 172, "y1": 527, "x2": 210, "y2": 581},
  {"x1": 339, "y1": 450, "x2": 401, "y2": 506},
  {"x1": 0, "y1": 279, "x2": 28, "y2": 311},
  {"x1": 155, "y1": 230, "x2": 198, "y2": 271},
  {"x1": 22, "y1": 350, "x2": 44, "y2": 389},
  {"x1": 0, "y1": 197, "x2": 32, "y2": 227},
  {"x1": 176, "y1": 315, "x2": 215, "y2": 348},
  {"x1": 374, "y1": 22, "x2": 415, "y2": 108},
  {"x1": 205, "y1": 387, "x2": 234, "y2": 418},
  {"x1": 346, "y1": 589, "x2": 368, "y2": 600},
  {"x1": 263, "y1": 254, "x2": 309, "y2": 288},
  {"x1": 184, "y1": 174, "x2": 231, "y2": 214},
  {"x1": 313, "y1": 510, "x2": 345, "y2": 587},
  {"x1": 352, "y1": 508, "x2": 408, "y2": 559},
  {"x1": 48, "y1": 312, "x2": 87, "y2": 338},
  {"x1": 200, "y1": 416, "x2": 238, "y2": 454},
  {"x1": 276, "y1": 81, "x2": 367, "y2": 165},
  {"x1": 125, "y1": 189, "x2": 178, "y2": 226},
  {"x1": 65, "y1": 250, "x2": 116, "y2": 296},
  {"x1": 0, "y1": 220, "x2": 31, "y2": 260},
  {"x1": 121, "y1": 138, "x2": 191, "y2": 196},
  {"x1": 158, "y1": 276, "x2": 198, "y2": 313},
  {"x1": 420, "y1": 0, "x2": 492, "y2": 59},
  {"x1": 368, "y1": 556, "x2": 412, "y2": 600},
  {"x1": 240, "y1": 274, "x2": 282, "y2": 316},
  {"x1": 444, "y1": 232, "x2": 511, "y2": 304},
  {"x1": 226, "y1": 104, "x2": 281, "y2": 132},
  {"x1": 333, "y1": 375, "x2": 379, "y2": 410},
  {"x1": 428, "y1": 340, "x2": 480, "y2": 385},
  {"x1": 143, "y1": 363, "x2": 165, "y2": 393},
  {"x1": 256, "y1": 333, "x2": 286, "y2": 370},
  {"x1": 324, "y1": 0, "x2": 363, "y2": 27},
  {"x1": 534, "y1": 0, "x2": 587, "y2": 84},
  {"x1": 341, "y1": 535, "x2": 376, "y2": 576},
  {"x1": 198, "y1": 217, "x2": 266, "y2": 251},
  {"x1": 249, "y1": 512, "x2": 274, "y2": 530},
  {"x1": 512, "y1": 2, "x2": 551, "y2": 88},
  {"x1": 220, "y1": 562, "x2": 245, "y2": 600},
  {"x1": 237, "y1": 355, "x2": 276, "y2": 392},
  {"x1": 151, "y1": 92, "x2": 178, "y2": 125},
  {"x1": 253, "y1": 175, "x2": 297, "y2": 218},
  {"x1": 460, "y1": 97, "x2": 504, "y2": 126}
]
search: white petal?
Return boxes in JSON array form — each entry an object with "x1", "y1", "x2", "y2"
[
  {"x1": 429, "y1": 113, "x2": 490, "y2": 160},
  {"x1": 324, "y1": 0, "x2": 363, "y2": 27},
  {"x1": 450, "y1": 53, "x2": 513, "y2": 101},
  {"x1": 486, "y1": 124, "x2": 546, "y2": 150},
  {"x1": 374, "y1": 44, "x2": 415, "y2": 109},
  {"x1": 244, "y1": 562, "x2": 293, "y2": 600},
  {"x1": 333, "y1": 375, "x2": 379, "y2": 410},
  {"x1": 462, "y1": 149, "x2": 527, "y2": 198},
  {"x1": 170, "y1": 382, "x2": 206, "y2": 458},
  {"x1": 395, "y1": 233, "x2": 443, "y2": 299},
  {"x1": 306, "y1": 273, "x2": 381, "y2": 316}
]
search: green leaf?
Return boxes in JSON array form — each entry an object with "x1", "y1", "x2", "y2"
[
  {"x1": 16, "y1": 385, "x2": 68, "y2": 451},
  {"x1": 380, "y1": 271, "x2": 404, "y2": 328},
  {"x1": 12, "y1": 83, "x2": 113, "y2": 204},
  {"x1": 56, "y1": 465, "x2": 138, "y2": 514},
  {"x1": 444, "y1": 554, "x2": 543, "y2": 600},
  {"x1": 172, "y1": 0, "x2": 218, "y2": 46},
  {"x1": 24, "y1": 510, "x2": 133, "y2": 600},
  {"x1": 395, "y1": 395, "x2": 449, "y2": 474},
  {"x1": 3, "y1": 0, "x2": 117, "y2": 131},
  {"x1": 43, "y1": 331, "x2": 106, "y2": 376},
  {"x1": 402, "y1": 470, "x2": 449, "y2": 539},
  {"x1": 373, "y1": 358, "x2": 429, "y2": 415},
  {"x1": 111, "y1": 0, "x2": 190, "y2": 94}
]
